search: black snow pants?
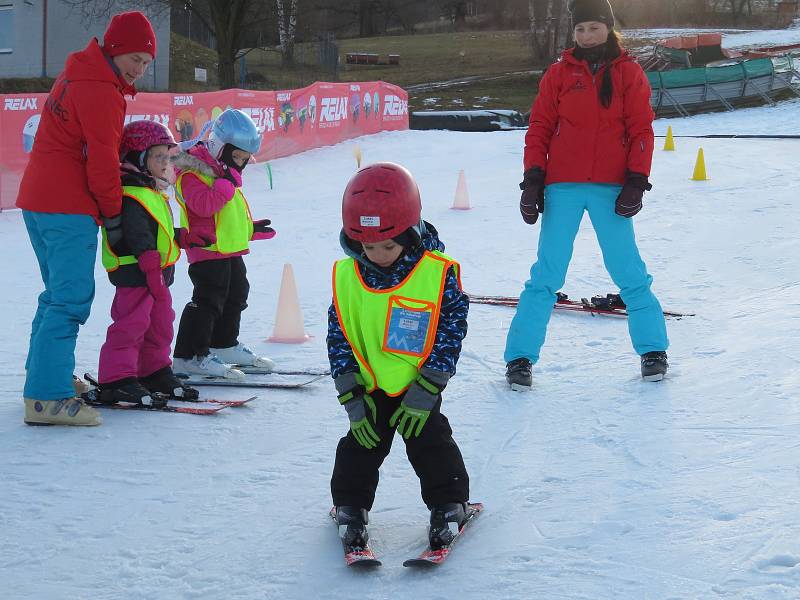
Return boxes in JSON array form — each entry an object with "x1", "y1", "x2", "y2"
[
  {"x1": 174, "y1": 256, "x2": 249, "y2": 359},
  {"x1": 330, "y1": 388, "x2": 469, "y2": 511}
]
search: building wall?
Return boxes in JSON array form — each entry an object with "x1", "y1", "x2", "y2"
[{"x1": 0, "y1": 0, "x2": 170, "y2": 91}]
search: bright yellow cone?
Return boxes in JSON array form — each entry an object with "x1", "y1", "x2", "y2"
[
  {"x1": 691, "y1": 147, "x2": 709, "y2": 181},
  {"x1": 353, "y1": 145, "x2": 362, "y2": 169},
  {"x1": 663, "y1": 126, "x2": 675, "y2": 151}
]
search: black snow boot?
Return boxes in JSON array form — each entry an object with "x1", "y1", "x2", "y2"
[
  {"x1": 98, "y1": 377, "x2": 168, "y2": 408},
  {"x1": 429, "y1": 502, "x2": 467, "y2": 550},
  {"x1": 641, "y1": 351, "x2": 668, "y2": 382},
  {"x1": 335, "y1": 506, "x2": 369, "y2": 548},
  {"x1": 505, "y1": 358, "x2": 532, "y2": 391},
  {"x1": 140, "y1": 366, "x2": 199, "y2": 400}
]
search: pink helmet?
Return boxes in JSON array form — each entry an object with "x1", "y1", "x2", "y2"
[{"x1": 120, "y1": 120, "x2": 176, "y2": 159}]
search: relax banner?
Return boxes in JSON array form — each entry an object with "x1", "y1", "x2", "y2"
[{"x1": 0, "y1": 81, "x2": 408, "y2": 210}]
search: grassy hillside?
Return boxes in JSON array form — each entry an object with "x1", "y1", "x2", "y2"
[
  {"x1": 171, "y1": 30, "x2": 543, "y2": 112},
  {"x1": 169, "y1": 31, "x2": 220, "y2": 91}
]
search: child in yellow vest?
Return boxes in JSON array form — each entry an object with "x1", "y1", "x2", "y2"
[
  {"x1": 328, "y1": 162, "x2": 472, "y2": 552},
  {"x1": 171, "y1": 109, "x2": 275, "y2": 379},
  {"x1": 97, "y1": 120, "x2": 200, "y2": 406}
]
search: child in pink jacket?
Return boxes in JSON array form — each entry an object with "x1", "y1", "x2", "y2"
[{"x1": 172, "y1": 109, "x2": 276, "y2": 379}]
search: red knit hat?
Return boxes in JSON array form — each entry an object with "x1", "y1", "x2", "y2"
[{"x1": 103, "y1": 11, "x2": 157, "y2": 59}]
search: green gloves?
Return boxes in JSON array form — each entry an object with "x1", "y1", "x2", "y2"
[
  {"x1": 390, "y1": 367, "x2": 450, "y2": 440},
  {"x1": 335, "y1": 373, "x2": 380, "y2": 449}
]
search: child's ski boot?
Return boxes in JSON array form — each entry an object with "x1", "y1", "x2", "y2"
[
  {"x1": 210, "y1": 343, "x2": 275, "y2": 371},
  {"x1": 97, "y1": 378, "x2": 168, "y2": 409},
  {"x1": 173, "y1": 355, "x2": 244, "y2": 379},
  {"x1": 428, "y1": 502, "x2": 467, "y2": 550},
  {"x1": 335, "y1": 506, "x2": 370, "y2": 548},
  {"x1": 140, "y1": 366, "x2": 199, "y2": 400}
]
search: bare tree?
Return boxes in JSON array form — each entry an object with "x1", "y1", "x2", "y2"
[
  {"x1": 528, "y1": 0, "x2": 571, "y2": 64},
  {"x1": 275, "y1": 0, "x2": 298, "y2": 66}
]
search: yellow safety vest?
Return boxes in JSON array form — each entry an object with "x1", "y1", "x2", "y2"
[
  {"x1": 175, "y1": 170, "x2": 253, "y2": 255},
  {"x1": 332, "y1": 250, "x2": 460, "y2": 396},
  {"x1": 101, "y1": 185, "x2": 181, "y2": 272}
]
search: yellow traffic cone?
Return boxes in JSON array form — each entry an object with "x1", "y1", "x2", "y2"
[
  {"x1": 451, "y1": 169, "x2": 471, "y2": 210},
  {"x1": 267, "y1": 264, "x2": 310, "y2": 343},
  {"x1": 353, "y1": 145, "x2": 362, "y2": 169},
  {"x1": 663, "y1": 126, "x2": 675, "y2": 151},
  {"x1": 690, "y1": 147, "x2": 709, "y2": 181}
]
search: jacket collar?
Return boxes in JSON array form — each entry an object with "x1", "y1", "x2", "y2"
[{"x1": 561, "y1": 46, "x2": 633, "y2": 70}]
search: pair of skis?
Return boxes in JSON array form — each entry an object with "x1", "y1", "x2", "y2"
[
  {"x1": 176, "y1": 366, "x2": 330, "y2": 389},
  {"x1": 330, "y1": 503, "x2": 484, "y2": 568},
  {"x1": 81, "y1": 373, "x2": 256, "y2": 416},
  {"x1": 468, "y1": 292, "x2": 694, "y2": 319}
]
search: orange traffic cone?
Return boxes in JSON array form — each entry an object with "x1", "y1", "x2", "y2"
[
  {"x1": 267, "y1": 264, "x2": 310, "y2": 343},
  {"x1": 451, "y1": 169, "x2": 471, "y2": 210}
]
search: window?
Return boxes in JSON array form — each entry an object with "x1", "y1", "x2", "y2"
[{"x1": 0, "y1": 3, "x2": 13, "y2": 54}]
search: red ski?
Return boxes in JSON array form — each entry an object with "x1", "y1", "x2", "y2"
[
  {"x1": 179, "y1": 395, "x2": 257, "y2": 407},
  {"x1": 403, "y1": 502, "x2": 484, "y2": 567},
  {"x1": 82, "y1": 395, "x2": 228, "y2": 415}
]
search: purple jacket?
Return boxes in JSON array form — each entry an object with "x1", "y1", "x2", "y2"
[{"x1": 172, "y1": 144, "x2": 249, "y2": 264}]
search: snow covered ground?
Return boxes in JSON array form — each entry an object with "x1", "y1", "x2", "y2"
[{"x1": 1, "y1": 100, "x2": 799, "y2": 599}]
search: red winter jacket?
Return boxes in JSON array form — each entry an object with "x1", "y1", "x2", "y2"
[
  {"x1": 16, "y1": 39, "x2": 135, "y2": 221},
  {"x1": 523, "y1": 48, "x2": 654, "y2": 185}
]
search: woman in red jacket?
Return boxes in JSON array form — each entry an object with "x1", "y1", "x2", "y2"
[
  {"x1": 504, "y1": 0, "x2": 669, "y2": 389},
  {"x1": 17, "y1": 11, "x2": 157, "y2": 426}
]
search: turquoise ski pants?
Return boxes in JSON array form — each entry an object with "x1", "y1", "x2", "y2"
[
  {"x1": 504, "y1": 183, "x2": 668, "y2": 365},
  {"x1": 23, "y1": 211, "x2": 98, "y2": 400}
]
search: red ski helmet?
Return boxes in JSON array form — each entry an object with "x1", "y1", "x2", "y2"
[
  {"x1": 342, "y1": 162, "x2": 422, "y2": 243},
  {"x1": 120, "y1": 120, "x2": 176, "y2": 159}
]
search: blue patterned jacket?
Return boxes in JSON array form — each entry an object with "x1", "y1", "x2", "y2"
[{"x1": 327, "y1": 222, "x2": 469, "y2": 380}]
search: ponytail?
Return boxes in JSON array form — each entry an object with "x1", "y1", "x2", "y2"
[{"x1": 598, "y1": 30, "x2": 623, "y2": 108}]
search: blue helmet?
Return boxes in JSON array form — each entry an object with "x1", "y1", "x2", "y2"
[{"x1": 207, "y1": 109, "x2": 262, "y2": 159}]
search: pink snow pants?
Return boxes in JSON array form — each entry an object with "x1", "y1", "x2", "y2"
[{"x1": 98, "y1": 286, "x2": 175, "y2": 384}]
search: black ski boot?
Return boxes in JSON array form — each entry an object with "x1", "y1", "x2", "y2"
[
  {"x1": 98, "y1": 377, "x2": 168, "y2": 408},
  {"x1": 641, "y1": 351, "x2": 668, "y2": 382},
  {"x1": 140, "y1": 366, "x2": 199, "y2": 400},
  {"x1": 505, "y1": 358, "x2": 532, "y2": 391},
  {"x1": 429, "y1": 502, "x2": 467, "y2": 550},
  {"x1": 335, "y1": 506, "x2": 369, "y2": 548}
]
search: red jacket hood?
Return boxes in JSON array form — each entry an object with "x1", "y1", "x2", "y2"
[{"x1": 65, "y1": 38, "x2": 137, "y2": 97}]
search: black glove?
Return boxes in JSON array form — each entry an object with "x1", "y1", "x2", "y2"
[
  {"x1": 251, "y1": 219, "x2": 276, "y2": 240},
  {"x1": 252, "y1": 219, "x2": 272, "y2": 233},
  {"x1": 615, "y1": 172, "x2": 652, "y2": 218},
  {"x1": 519, "y1": 167, "x2": 545, "y2": 225},
  {"x1": 103, "y1": 214, "x2": 123, "y2": 248},
  {"x1": 174, "y1": 227, "x2": 215, "y2": 249}
]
